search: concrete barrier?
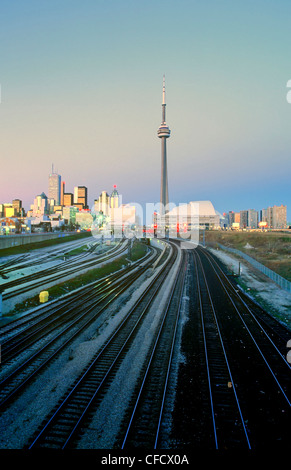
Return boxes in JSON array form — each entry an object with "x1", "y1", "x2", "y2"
[{"x1": 0, "y1": 232, "x2": 71, "y2": 250}]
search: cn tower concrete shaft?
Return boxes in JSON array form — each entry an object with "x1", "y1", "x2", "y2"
[
  {"x1": 157, "y1": 76, "x2": 171, "y2": 215},
  {"x1": 160, "y1": 137, "x2": 169, "y2": 210}
]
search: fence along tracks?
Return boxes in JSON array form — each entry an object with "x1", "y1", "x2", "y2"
[
  {"x1": 201, "y1": 246, "x2": 291, "y2": 357},
  {"x1": 1, "y1": 239, "x2": 289, "y2": 450},
  {"x1": 194, "y1": 246, "x2": 290, "y2": 448}
]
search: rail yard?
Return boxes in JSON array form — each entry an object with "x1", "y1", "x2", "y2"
[{"x1": 0, "y1": 236, "x2": 290, "y2": 453}]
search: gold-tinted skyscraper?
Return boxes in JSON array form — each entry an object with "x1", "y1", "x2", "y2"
[{"x1": 48, "y1": 164, "x2": 61, "y2": 205}]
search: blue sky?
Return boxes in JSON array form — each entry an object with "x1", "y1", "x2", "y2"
[{"x1": 1, "y1": 0, "x2": 291, "y2": 220}]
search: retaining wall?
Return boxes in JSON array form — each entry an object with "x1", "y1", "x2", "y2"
[{"x1": 0, "y1": 232, "x2": 71, "y2": 250}]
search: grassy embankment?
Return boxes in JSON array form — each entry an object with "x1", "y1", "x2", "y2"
[
  {"x1": 204, "y1": 230, "x2": 291, "y2": 282},
  {"x1": 12, "y1": 239, "x2": 149, "y2": 314}
]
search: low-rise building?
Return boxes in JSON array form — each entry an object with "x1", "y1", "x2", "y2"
[
  {"x1": 0, "y1": 217, "x2": 22, "y2": 234},
  {"x1": 75, "y1": 211, "x2": 93, "y2": 230}
]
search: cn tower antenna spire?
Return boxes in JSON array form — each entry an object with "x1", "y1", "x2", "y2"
[{"x1": 162, "y1": 75, "x2": 166, "y2": 123}]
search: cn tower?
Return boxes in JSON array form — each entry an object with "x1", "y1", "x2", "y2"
[{"x1": 157, "y1": 75, "x2": 171, "y2": 215}]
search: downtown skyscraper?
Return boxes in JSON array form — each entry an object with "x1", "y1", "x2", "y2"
[
  {"x1": 74, "y1": 186, "x2": 88, "y2": 209},
  {"x1": 48, "y1": 165, "x2": 61, "y2": 205}
]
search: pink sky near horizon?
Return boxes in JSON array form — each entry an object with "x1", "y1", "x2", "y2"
[{"x1": 1, "y1": 0, "x2": 291, "y2": 219}]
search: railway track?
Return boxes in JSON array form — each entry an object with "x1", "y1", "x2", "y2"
[
  {"x1": 1, "y1": 239, "x2": 289, "y2": 450},
  {"x1": 119, "y1": 249, "x2": 187, "y2": 449},
  {"x1": 201, "y1": 246, "x2": 291, "y2": 354},
  {"x1": 192, "y1": 249, "x2": 251, "y2": 449},
  {"x1": 197, "y1": 247, "x2": 291, "y2": 447},
  {"x1": 0, "y1": 259, "x2": 143, "y2": 342},
  {"x1": 0, "y1": 244, "x2": 157, "y2": 410},
  {"x1": 25, "y1": 241, "x2": 179, "y2": 449},
  {"x1": 1, "y1": 265, "x2": 144, "y2": 363},
  {"x1": 0, "y1": 254, "x2": 30, "y2": 273},
  {"x1": 170, "y1": 244, "x2": 290, "y2": 449},
  {"x1": 0, "y1": 237, "x2": 98, "y2": 276},
  {"x1": 1, "y1": 239, "x2": 127, "y2": 300}
]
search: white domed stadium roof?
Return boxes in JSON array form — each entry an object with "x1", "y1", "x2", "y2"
[
  {"x1": 167, "y1": 200, "x2": 217, "y2": 217},
  {"x1": 189, "y1": 201, "x2": 217, "y2": 216}
]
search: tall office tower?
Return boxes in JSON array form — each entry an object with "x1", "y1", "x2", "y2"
[
  {"x1": 272, "y1": 204, "x2": 287, "y2": 229},
  {"x1": 260, "y1": 208, "x2": 268, "y2": 223},
  {"x1": 228, "y1": 211, "x2": 235, "y2": 226},
  {"x1": 76, "y1": 186, "x2": 88, "y2": 209},
  {"x1": 248, "y1": 209, "x2": 258, "y2": 229},
  {"x1": 48, "y1": 165, "x2": 61, "y2": 205},
  {"x1": 73, "y1": 186, "x2": 88, "y2": 208},
  {"x1": 12, "y1": 199, "x2": 22, "y2": 216},
  {"x1": 157, "y1": 76, "x2": 171, "y2": 215},
  {"x1": 240, "y1": 210, "x2": 248, "y2": 229},
  {"x1": 74, "y1": 186, "x2": 78, "y2": 204},
  {"x1": 63, "y1": 193, "x2": 74, "y2": 206},
  {"x1": 267, "y1": 206, "x2": 273, "y2": 228},
  {"x1": 110, "y1": 185, "x2": 119, "y2": 209},
  {"x1": 94, "y1": 191, "x2": 110, "y2": 216},
  {"x1": 61, "y1": 181, "x2": 65, "y2": 206},
  {"x1": 33, "y1": 193, "x2": 49, "y2": 217}
]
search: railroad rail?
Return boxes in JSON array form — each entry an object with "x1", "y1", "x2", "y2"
[
  {"x1": 119, "y1": 249, "x2": 187, "y2": 449},
  {"x1": 193, "y1": 249, "x2": 251, "y2": 449},
  {"x1": 0, "y1": 237, "x2": 98, "y2": 276},
  {"x1": 0, "y1": 245, "x2": 158, "y2": 409},
  {"x1": 191, "y1": 246, "x2": 291, "y2": 448},
  {"x1": 26, "y1": 242, "x2": 179, "y2": 449},
  {"x1": 1, "y1": 238, "x2": 127, "y2": 300},
  {"x1": 1, "y1": 240, "x2": 289, "y2": 449}
]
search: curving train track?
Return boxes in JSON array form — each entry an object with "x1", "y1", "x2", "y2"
[
  {"x1": 0, "y1": 242, "x2": 158, "y2": 411},
  {"x1": 0, "y1": 239, "x2": 290, "y2": 450},
  {"x1": 25, "y1": 241, "x2": 179, "y2": 449},
  {"x1": 0, "y1": 238, "x2": 127, "y2": 300}
]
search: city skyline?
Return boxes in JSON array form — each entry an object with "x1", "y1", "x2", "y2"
[
  {"x1": 1, "y1": 170, "x2": 288, "y2": 230},
  {"x1": 1, "y1": 1, "x2": 291, "y2": 220}
]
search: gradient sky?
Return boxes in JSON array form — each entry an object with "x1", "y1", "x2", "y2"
[{"x1": 1, "y1": 0, "x2": 291, "y2": 221}]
